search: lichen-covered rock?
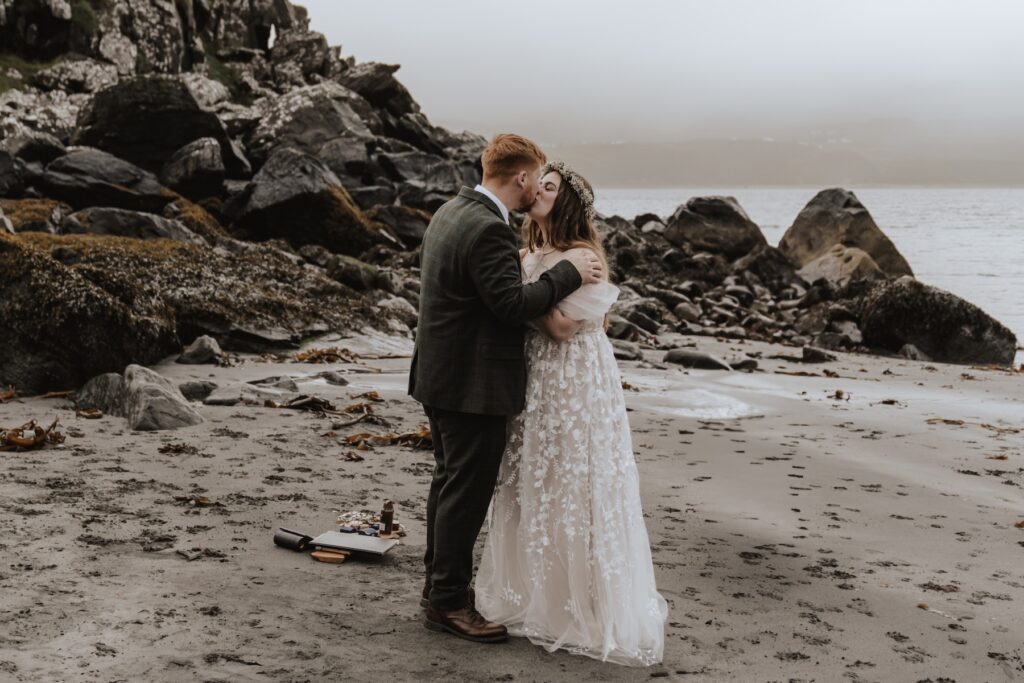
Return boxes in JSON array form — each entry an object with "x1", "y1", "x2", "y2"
[
  {"x1": 860, "y1": 276, "x2": 1017, "y2": 366},
  {"x1": 664, "y1": 196, "x2": 767, "y2": 259},
  {"x1": 0, "y1": 87, "x2": 86, "y2": 141},
  {"x1": 226, "y1": 146, "x2": 397, "y2": 255},
  {"x1": 246, "y1": 81, "x2": 375, "y2": 167},
  {"x1": 269, "y1": 27, "x2": 333, "y2": 85},
  {"x1": 97, "y1": 31, "x2": 137, "y2": 76},
  {"x1": 200, "y1": 0, "x2": 307, "y2": 54},
  {"x1": 180, "y1": 72, "x2": 231, "y2": 109},
  {"x1": 779, "y1": 188, "x2": 913, "y2": 278},
  {"x1": 32, "y1": 57, "x2": 119, "y2": 93},
  {"x1": 110, "y1": 0, "x2": 194, "y2": 74}
]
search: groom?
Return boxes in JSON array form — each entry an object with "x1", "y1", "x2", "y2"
[{"x1": 409, "y1": 134, "x2": 604, "y2": 642}]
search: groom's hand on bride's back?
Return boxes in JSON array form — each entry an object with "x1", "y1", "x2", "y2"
[{"x1": 565, "y1": 249, "x2": 604, "y2": 284}]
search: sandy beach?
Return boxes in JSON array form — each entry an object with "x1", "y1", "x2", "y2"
[{"x1": 0, "y1": 332, "x2": 1021, "y2": 682}]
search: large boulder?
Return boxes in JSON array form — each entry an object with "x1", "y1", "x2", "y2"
[
  {"x1": 377, "y1": 150, "x2": 476, "y2": 211},
  {"x1": 122, "y1": 364, "x2": 204, "y2": 431},
  {"x1": 378, "y1": 111, "x2": 448, "y2": 157},
  {"x1": 225, "y1": 146, "x2": 398, "y2": 255},
  {"x1": 779, "y1": 188, "x2": 913, "y2": 277},
  {"x1": 61, "y1": 206, "x2": 205, "y2": 245},
  {"x1": 75, "y1": 373, "x2": 126, "y2": 415},
  {"x1": 177, "y1": 335, "x2": 223, "y2": 364},
  {"x1": 335, "y1": 62, "x2": 419, "y2": 118},
  {"x1": 664, "y1": 196, "x2": 767, "y2": 259},
  {"x1": 105, "y1": 0, "x2": 201, "y2": 74},
  {"x1": 41, "y1": 148, "x2": 174, "y2": 212},
  {"x1": 0, "y1": 233, "x2": 177, "y2": 394},
  {"x1": 797, "y1": 244, "x2": 886, "y2": 288},
  {"x1": 365, "y1": 205, "x2": 431, "y2": 249},
  {"x1": 269, "y1": 27, "x2": 333, "y2": 85},
  {"x1": 71, "y1": 75, "x2": 249, "y2": 176},
  {"x1": 0, "y1": 129, "x2": 67, "y2": 164},
  {"x1": 77, "y1": 365, "x2": 204, "y2": 431},
  {"x1": 246, "y1": 81, "x2": 375, "y2": 168},
  {"x1": 1, "y1": 230, "x2": 387, "y2": 393},
  {"x1": 859, "y1": 276, "x2": 1017, "y2": 366},
  {"x1": 159, "y1": 137, "x2": 226, "y2": 200},
  {"x1": 198, "y1": 0, "x2": 308, "y2": 54},
  {"x1": 180, "y1": 73, "x2": 232, "y2": 110}
]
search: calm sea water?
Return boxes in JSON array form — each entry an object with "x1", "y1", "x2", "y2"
[{"x1": 595, "y1": 187, "x2": 1024, "y2": 364}]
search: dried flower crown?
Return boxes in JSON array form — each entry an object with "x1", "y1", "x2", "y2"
[{"x1": 542, "y1": 160, "x2": 596, "y2": 220}]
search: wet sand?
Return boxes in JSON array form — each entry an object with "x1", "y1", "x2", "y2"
[{"x1": 1, "y1": 332, "x2": 1022, "y2": 682}]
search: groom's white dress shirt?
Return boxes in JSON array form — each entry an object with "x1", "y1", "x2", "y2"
[{"x1": 474, "y1": 184, "x2": 510, "y2": 224}]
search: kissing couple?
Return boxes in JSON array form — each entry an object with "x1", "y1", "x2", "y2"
[{"x1": 409, "y1": 134, "x2": 668, "y2": 666}]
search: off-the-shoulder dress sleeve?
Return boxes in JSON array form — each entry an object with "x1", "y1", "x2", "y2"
[{"x1": 556, "y1": 280, "x2": 620, "y2": 321}]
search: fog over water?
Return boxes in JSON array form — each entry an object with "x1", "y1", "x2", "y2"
[{"x1": 303, "y1": 0, "x2": 1024, "y2": 184}]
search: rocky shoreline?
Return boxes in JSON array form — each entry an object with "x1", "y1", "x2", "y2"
[
  {"x1": 2, "y1": 4, "x2": 1023, "y2": 681},
  {"x1": 1, "y1": 0, "x2": 1019, "y2": 401}
]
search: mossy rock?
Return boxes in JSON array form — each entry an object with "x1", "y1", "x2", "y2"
[
  {"x1": 0, "y1": 231, "x2": 177, "y2": 393},
  {"x1": 0, "y1": 198, "x2": 70, "y2": 233},
  {"x1": 1, "y1": 231, "x2": 387, "y2": 393}
]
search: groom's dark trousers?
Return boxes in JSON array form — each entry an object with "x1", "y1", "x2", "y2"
[{"x1": 409, "y1": 186, "x2": 582, "y2": 611}]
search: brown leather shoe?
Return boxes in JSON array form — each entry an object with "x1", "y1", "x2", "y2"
[
  {"x1": 421, "y1": 585, "x2": 475, "y2": 609},
  {"x1": 423, "y1": 605, "x2": 507, "y2": 643}
]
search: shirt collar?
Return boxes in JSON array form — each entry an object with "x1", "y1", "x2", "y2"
[{"x1": 473, "y1": 184, "x2": 510, "y2": 224}]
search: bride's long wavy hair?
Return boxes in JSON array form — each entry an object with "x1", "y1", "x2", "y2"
[{"x1": 521, "y1": 171, "x2": 608, "y2": 279}]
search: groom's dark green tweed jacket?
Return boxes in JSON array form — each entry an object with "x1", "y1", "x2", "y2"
[{"x1": 409, "y1": 187, "x2": 582, "y2": 415}]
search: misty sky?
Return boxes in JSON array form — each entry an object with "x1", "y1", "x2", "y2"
[{"x1": 301, "y1": 1, "x2": 1024, "y2": 146}]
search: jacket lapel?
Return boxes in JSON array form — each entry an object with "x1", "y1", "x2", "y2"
[{"x1": 457, "y1": 186, "x2": 505, "y2": 222}]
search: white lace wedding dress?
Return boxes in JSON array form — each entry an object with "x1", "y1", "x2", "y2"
[{"x1": 476, "y1": 250, "x2": 668, "y2": 666}]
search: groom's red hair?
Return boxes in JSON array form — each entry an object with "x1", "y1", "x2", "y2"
[{"x1": 481, "y1": 133, "x2": 546, "y2": 181}]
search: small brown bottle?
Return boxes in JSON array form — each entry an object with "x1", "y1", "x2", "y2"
[{"x1": 380, "y1": 500, "x2": 394, "y2": 534}]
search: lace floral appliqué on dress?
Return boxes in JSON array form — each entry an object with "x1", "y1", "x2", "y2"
[{"x1": 476, "y1": 250, "x2": 669, "y2": 666}]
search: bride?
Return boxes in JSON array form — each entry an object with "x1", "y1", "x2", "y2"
[{"x1": 475, "y1": 161, "x2": 669, "y2": 666}]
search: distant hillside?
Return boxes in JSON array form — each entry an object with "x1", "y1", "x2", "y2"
[{"x1": 549, "y1": 139, "x2": 1024, "y2": 187}]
